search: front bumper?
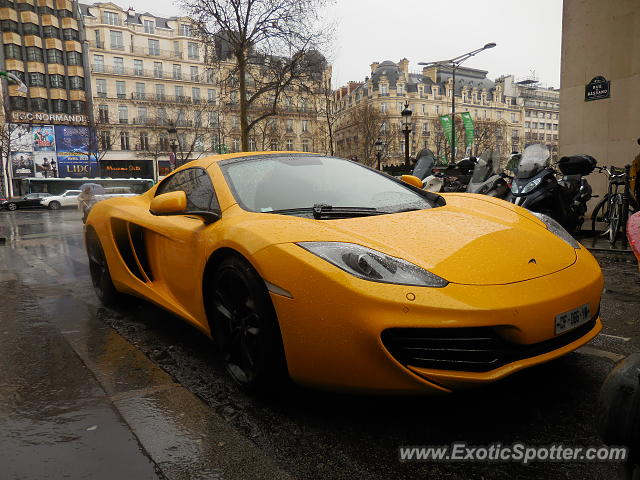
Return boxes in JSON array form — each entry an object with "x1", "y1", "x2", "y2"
[{"x1": 253, "y1": 245, "x2": 604, "y2": 394}]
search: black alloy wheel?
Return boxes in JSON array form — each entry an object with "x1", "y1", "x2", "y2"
[
  {"x1": 86, "y1": 230, "x2": 122, "y2": 306},
  {"x1": 7, "y1": 203, "x2": 17, "y2": 211},
  {"x1": 48, "y1": 201, "x2": 61, "y2": 210},
  {"x1": 211, "y1": 256, "x2": 287, "y2": 393}
]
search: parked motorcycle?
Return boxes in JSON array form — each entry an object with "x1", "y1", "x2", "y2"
[
  {"x1": 506, "y1": 144, "x2": 596, "y2": 233},
  {"x1": 413, "y1": 152, "x2": 477, "y2": 193},
  {"x1": 466, "y1": 150, "x2": 510, "y2": 198}
]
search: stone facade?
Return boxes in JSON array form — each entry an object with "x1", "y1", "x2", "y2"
[{"x1": 81, "y1": 1, "x2": 331, "y2": 175}]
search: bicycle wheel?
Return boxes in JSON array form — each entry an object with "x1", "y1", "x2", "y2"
[
  {"x1": 591, "y1": 194, "x2": 609, "y2": 235},
  {"x1": 609, "y1": 194, "x2": 623, "y2": 245}
]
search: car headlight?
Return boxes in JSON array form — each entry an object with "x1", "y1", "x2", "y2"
[
  {"x1": 511, "y1": 182, "x2": 519, "y2": 194},
  {"x1": 532, "y1": 212, "x2": 581, "y2": 249},
  {"x1": 521, "y1": 177, "x2": 542, "y2": 194},
  {"x1": 297, "y1": 242, "x2": 448, "y2": 287}
]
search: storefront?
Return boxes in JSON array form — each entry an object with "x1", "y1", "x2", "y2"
[{"x1": 99, "y1": 160, "x2": 154, "y2": 179}]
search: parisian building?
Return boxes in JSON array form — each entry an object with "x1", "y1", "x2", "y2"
[
  {"x1": 334, "y1": 59, "x2": 560, "y2": 167},
  {"x1": 560, "y1": 0, "x2": 638, "y2": 200},
  {"x1": 80, "y1": 1, "x2": 331, "y2": 180},
  {"x1": 0, "y1": 0, "x2": 94, "y2": 195}
]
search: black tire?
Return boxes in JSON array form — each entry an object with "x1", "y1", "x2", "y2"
[
  {"x1": 7, "y1": 203, "x2": 17, "y2": 211},
  {"x1": 210, "y1": 255, "x2": 287, "y2": 393},
  {"x1": 86, "y1": 230, "x2": 123, "y2": 307},
  {"x1": 609, "y1": 194, "x2": 623, "y2": 246},
  {"x1": 48, "y1": 201, "x2": 61, "y2": 210}
]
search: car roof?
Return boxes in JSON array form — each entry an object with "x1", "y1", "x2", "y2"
[{"x1": 180, "y1": 151, "x2": 315, "y2": 169}]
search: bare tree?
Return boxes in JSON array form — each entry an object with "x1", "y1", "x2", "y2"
[{"x1": 181, "y1": 0, "x2": 332, "y2": 151}]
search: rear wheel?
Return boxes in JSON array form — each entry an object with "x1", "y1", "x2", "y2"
[
  {"x1": 609, "y1": 194, "x2": 623, "y2": 246},
  {"x1": 48, "y1": 201, "x2": 61, "y2": 210},
  {"x1": 86, "y1": 230, "x2": 122, "y2": 306},
  {"x1": 210, "y1": 255, "x2": 287, "y2": 393},
  {"x1": 7, "y1": 203, "x2": 17, "y2": 211}
]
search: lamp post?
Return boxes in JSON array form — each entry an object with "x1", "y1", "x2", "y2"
[
  {"x1": 375, "y1": 138, "x2": 384, "y2": 171},
  {"x1": 419, "y1": 42, "x2": 496, "y2": 166},
  {"x1": 400, "y1": 101, "x2": 412, "y2": 168},
  {"x1": 166, "y1": 123, "x2": 178, "y2": 174}
]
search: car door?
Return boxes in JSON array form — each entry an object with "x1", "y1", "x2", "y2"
[
  {"x1": 145, "y1": 167, "x2": 221, "y2": 323},
  {"x1": 22, "y1": 194, "x2": 42, "y2": 208}
]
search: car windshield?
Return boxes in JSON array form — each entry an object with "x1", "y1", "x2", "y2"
[
  {"x1": 222, "y1": 155, "x2": 436, "y2": 215},
  {"x1": 516, "y1": 144, "x2": 551, "y2": 179},
  {"x1": 411, "y1": 148, "x2": 436, "y2": 180},
  {"x1": 471, "y1": 150, "x2": 500, "y2": 183}
]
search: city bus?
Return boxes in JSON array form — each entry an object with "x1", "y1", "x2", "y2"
[{"x1": 16, "y1": 177, "x2": 155, "y2": 196}]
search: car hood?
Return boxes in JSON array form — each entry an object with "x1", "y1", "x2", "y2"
[{"x1": 237, "y1": 195, "x2": 577, "y2": 286}]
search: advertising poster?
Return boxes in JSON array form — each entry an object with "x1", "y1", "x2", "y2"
[
  {"x1": 10, "y1": 124, "x2": 33, "y2": 152},
  {"x1": 54, "y1": 125, "x2": 98, "y2": 178},
  {"x1": 11, "y1": 152, "x2": 35, "y2": 177},
  {"x1": 32, "y1": 125, "x2": 56, "y2": 152},
  {"x1": 33, "y1": 152, "x2": 58, "y2": 178}
]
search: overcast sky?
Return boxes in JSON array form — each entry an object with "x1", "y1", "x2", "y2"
[{"x1": 124, "y1": 0, "x2": 563, "y2": 88}]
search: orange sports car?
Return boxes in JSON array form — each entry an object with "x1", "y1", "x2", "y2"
[{"x1": 84, "y1": 152, "x2": 603, "y2": 394}]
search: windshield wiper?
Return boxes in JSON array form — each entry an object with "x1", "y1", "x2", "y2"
[
  {"x1": 267, "y1": 204, "x2": 385, "y2": 219},
  {"x1": 311, "y1": 204, "x2": 384, "y2": 219}
]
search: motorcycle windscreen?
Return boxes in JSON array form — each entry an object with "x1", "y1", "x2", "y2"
[
  {"x1": 412, "y1": 148, "x2": 436, "y2": 180},
  {"x1": 471, "y1": 150, "x2": 499, "y2": 183},
  {"x1": 516, "y1": 144, "x2": 551, "y2": 179}
]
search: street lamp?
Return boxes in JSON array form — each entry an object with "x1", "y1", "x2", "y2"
[
  {"x1": 375, "y1": 138, "x2": 384, "y2": 171},
  {"x1": 166, "y1": 123, "x2": 178, "y2": 173},
  {"x1": 400, "y1": 101, "x2": 412, "y2": 167},
  {"x1": 419, "y1": 42, "x2": 496, "y2": 166}
]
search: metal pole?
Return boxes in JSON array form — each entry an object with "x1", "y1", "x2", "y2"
[
  {"x1": 377, "y1": 151, "x2": 381, "y2": 171},
  {"x1": 404, "y1": 128, "x2": 410, "y2": 167},
  {"x1": 450, "y1": 66, "x2": 456, "y2": 166}
]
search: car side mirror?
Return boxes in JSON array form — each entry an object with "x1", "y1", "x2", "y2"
[
  {"x1": 400, "y1": 175, "x2": 424, "y2": 189},
  {"x1": 150, "y1": 191, "x2": 220, "y2": 224},
  {"x1": 150, "y1": 191, "x2": 187, "y2": 215}
]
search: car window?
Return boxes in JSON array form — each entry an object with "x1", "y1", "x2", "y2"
[
  {"x1": 222, "y1": 155, "x2": 435, "y2": 213},
  {"x1": 25, "y1": 194, "x2": 38, "y2": 199},
  {"x1": 156, "y1": 167, "x2": 220, "y2": 212}
]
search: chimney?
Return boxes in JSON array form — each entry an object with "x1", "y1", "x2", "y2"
[
  {"x1": 398, "y1": 58, "x2": 409, "y2": 74},
  {"x1": 422, "y1": 66, "x2": 437, "y2": 83},
  {"x1": 126, "y1": 7, "x2": 135, "y2": 16},
  {"x1": 370, "y1": 62, "x2": 379, "y2": 74}
]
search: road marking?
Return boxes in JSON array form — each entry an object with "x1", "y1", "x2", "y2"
[
  {"x1": 576, "y1": 346, "x2": 625, "y2": 362},
  {"x1": 600, "y1": 334, "x2": 631, "y2": 342}
]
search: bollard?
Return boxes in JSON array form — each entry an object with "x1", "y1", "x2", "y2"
[{"x1": 597, "y1": 353, "x2": 640, "y2": 477}]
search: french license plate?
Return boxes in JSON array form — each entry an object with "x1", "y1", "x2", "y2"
[{"x1": 555, "y1": 304, "x2": 591, "y2": 335}]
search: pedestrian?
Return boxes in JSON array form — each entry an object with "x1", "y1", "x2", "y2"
[
  {"x1": 77, "y1": 186, "x2": 94, "y2": 223},
  {"x1": 631, "y1": 138, "x2": 640, "y2": 202}
]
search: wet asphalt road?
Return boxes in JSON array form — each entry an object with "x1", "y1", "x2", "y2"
[{"x1": 1, "y1": 208, "x2": 639, "y2": 480}]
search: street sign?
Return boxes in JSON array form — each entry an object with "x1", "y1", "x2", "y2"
[{"x1": 585, "y1": 76, "x2": 610, "y2": 101}]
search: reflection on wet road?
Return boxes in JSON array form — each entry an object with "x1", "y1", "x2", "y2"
[
  {"x1": 0, "y1": 209, "x2": 638, "y2": 479},
  {"x1": 0, "y1": 210, "x2": 289, "y2": 480}
]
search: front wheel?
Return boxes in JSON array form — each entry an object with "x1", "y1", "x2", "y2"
[
  {"x1": 7, "y1": 203, "x2": 17, "y2": 211},
  {"x1": 86, "y1": 230, "x2": 123, "y2": 306},
  {"x1": 210, "y1": 255, "x2": 287, "y2": 393},
  {"x1": 609, "y1": 194, "x2": 623, "y2": 246},
  {"x1": 48, "y1": 201, "x2": 61, "y2": 210}
]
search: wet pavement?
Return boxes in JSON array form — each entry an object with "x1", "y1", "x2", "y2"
[{"x1": 1, "y1": 208, "x2": 639, "y2": 480}]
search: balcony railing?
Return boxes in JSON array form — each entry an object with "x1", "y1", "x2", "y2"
[
  {"x1": 131, "y1": 45, "x2": 182, "y2": 59},
  {"x1": 90, "y1": 64, "x2": 213, "y2": 83}
]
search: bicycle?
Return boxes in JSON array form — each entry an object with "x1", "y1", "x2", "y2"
[{"x1": 591, "y1": 165, "x2": 638, "y2": 246}]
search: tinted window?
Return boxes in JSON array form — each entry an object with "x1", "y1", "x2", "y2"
[{"x1": 156, "y1": 167, "x2": 219, "y2": 212}]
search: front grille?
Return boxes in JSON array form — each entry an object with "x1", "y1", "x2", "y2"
[{"x1": 381, "y1": 318, "x2": 597, "y2": 373}]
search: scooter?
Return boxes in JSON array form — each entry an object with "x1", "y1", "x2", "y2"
[
  {"x1": 466, "y1": 150, "x2": 510, "y2": 198},
  {"x1": 506, "y1": 144, "x2": 596, "y2": 234}
]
